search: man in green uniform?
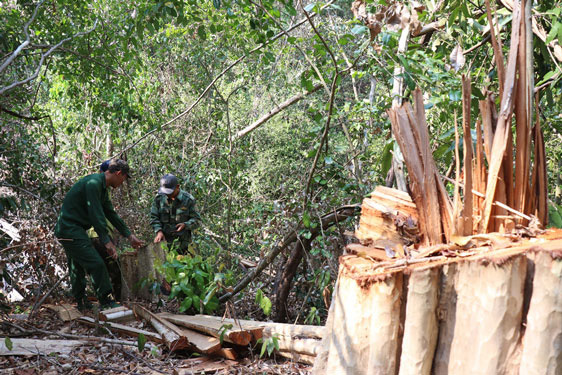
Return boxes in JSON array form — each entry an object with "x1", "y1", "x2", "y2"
[
  {"x1": 55, "y1": 159, "x2": 143, "y2": 310},
  {"x1": 150, "y1": 174, "x2": 201, "y2": 254}
]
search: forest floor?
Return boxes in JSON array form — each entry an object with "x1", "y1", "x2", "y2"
[{"x1": 0, "y1": 298, "x2": 313, "y2": 375}]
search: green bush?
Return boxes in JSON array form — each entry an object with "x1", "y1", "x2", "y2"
[{"x1": 156, "y1": 246, "x2": 233, "y2": 314}]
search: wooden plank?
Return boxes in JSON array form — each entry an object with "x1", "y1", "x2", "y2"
[
  {"x1": 44, "y1": 304, "x2": 83, "y2": 322},
  {"x1": 133, "y1": 305, "x2": 189, "y2": 352},
  {"x1": 0, "y1": 338, "x2": 86, "y2": 356},
  {"x1": 78, "y1": 316, "x2": 162, "y2": 343},
  {"x1": 195, "y1": 315, "x2": 325, "y2": 340},
  {"x1": 158, "y1": 313, "x2": 253, "y2": 346}
]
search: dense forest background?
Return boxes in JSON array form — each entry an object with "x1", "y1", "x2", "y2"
[{"x1": 1, "y1": 0, "x2": 562, "y2": 324}]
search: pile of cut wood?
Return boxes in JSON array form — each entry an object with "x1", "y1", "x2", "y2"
[{"x1": 74, "y1": 305, "x2": 324, "y2": 365}]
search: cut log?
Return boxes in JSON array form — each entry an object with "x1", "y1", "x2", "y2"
[
  {"x1": 133, "y1": 305, "x2": 189, "y2": 352},
  {"x1": 398, "y1": 268, "x2": 439, "y2": 375},
  {"x1": 78, "y1": 316, "x2": 162, "y2": 343},
  {"x1": 0, "y1": 338, "x2": 86, "y2": 356},
  {"x1": 158, "y1": 313, "x2": 254, "y2": 346},
  {"x1": 519, "y1": 250, "x2": 562, "y2": 375},
  {"x1": 195, "y1": 315, "x2": 324, "y2": 340},
  {"x1": 135, "y1": 306, "x2": 221, "y2": 354},
  {"x1": 213, "y1": 347, "x2": 238, "y2": 360},
  {"x1": 44, "y1": 304, "x2": 83, "y2": 321},
  {"x1": 100, "y1": 306, "x2": 135, "y2": 323}
]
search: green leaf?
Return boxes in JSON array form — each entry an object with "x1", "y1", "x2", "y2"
[
  {"x1": 219, "y1": 324, "x2": 233, "y2": 344},
  {"x1": 449, "y1": 90, "x2": 462, "y2": 102},
  {"x1": 137, "y1": 333, "x2": 147, "y2": 352},
  {"x1": 5, "y1": 337, "x2": 13, "y2": 351},
  {"x1": 303, "y1": 211, "x2": 311, "y2": 228},
  {"x1": 197, "y1": 25, "x2": 207, "y2": 40},
  {"x1": 351, "y1": 25, "x2": 367, "y2": 35},
  {"x1": 180, "y1": 296, "x2": 193, "y2": 312},
  {"x1": 380, "y1": 139, "x2": 394, "y2": 177},
  {"x1": 546, "y1": 22, "x2": 561, "y2": 44},
  {"x1": 213, "y1": 0, "x2": 221, "y2": 9}
]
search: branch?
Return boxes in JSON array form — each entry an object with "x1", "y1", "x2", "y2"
[
  {"x1": 112, "y1": 2, "x2": 334, "y2": 158},
  {"x1": 218, "y1": 204, "x2": 360, "y2": 303},
  {"x1": 0, "y1": 19, "x2": 99, "y2": 96},
  {"x1": 0, "y1": 0, "x2": 45, "y2": 75},
  {"x1": 235, "y1": 84, "x2": 322, "y2": 139}
]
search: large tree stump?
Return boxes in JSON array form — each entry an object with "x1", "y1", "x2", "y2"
[
  {"x1": 119, "y1": 243, "x2": 166, "y2": 301},
  {"x1": 314, "y1": 235, "x2": 562, "y2": 375}
]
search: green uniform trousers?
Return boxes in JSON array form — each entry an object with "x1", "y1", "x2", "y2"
[{"x1": 61, "y1": 238, "x2": 113, "y2": 302}]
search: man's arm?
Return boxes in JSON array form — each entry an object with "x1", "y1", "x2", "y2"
[
  {"x1": 101, "y1": 189, "x2": 131, "y2": 239},
  {"x1": 149, "y1": 197, "x2": 164, "y2": 233},
  {"x1": 183, "y1": 198, "x2": 201, "y2": 230},
  {"x1": 85, "y1": 179, "x2": 112, "y2": 244}
]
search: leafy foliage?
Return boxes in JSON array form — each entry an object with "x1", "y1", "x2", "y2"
[{"x1": 157, "y1": 245, "x2": 232, "y2": 314}]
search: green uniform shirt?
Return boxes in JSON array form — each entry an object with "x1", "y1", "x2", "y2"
[
  {"x1": 55, "y1": 173, "x2": 131, "y2": 244},
  {"x1": 150, "y1": 190, "x2": 201, "y2": 244}
]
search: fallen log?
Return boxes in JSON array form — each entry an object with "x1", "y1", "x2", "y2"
[
  {"x1": 133, "y1": 305, "x2": 189, "y2": 351},
  {"x1": 159, "y1": 313, "x2": 254, "y2": 346},
  {"x1": 277, "y1": 350, "x2": 316, "y2": 365},
  {"x1": 99, "y1": 306, "x2": 135, "y2": 323},
  {"x1": 196, "y1": 315, "x2": 325, "y2": 340}
]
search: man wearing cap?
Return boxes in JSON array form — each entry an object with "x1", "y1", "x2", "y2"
[
  {"x1": 55, "y1": 159, "x2": 144, "y2": 311},
  {"x1": 150, "y1": 174, "x2": 201, "y2": 254}
]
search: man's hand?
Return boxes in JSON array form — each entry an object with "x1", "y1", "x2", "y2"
[
  {"x1": 154, "y1": 231, "x2": 165, "y2": 243},
  {"x1": 175, "y1": 223, "x2": 186, "y2": 232},
  {"x1": 104, "y1": 241, "x2": 118, "y2": 260},
  {"x1": 128, "y1": 234, "x2": 144, "y2": 249}
]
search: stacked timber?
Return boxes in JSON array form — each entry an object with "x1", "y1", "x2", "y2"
[{"x1": 316, "y1": 1, "x2": 560, "y2": 374}]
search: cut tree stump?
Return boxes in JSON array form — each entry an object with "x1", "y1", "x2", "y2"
[
  {"x1": 314, "y1": 235, "x2": 562, "y2": 375},
  {"x1": 120, "y1": 243, "x2": 166, "y2": 301}
]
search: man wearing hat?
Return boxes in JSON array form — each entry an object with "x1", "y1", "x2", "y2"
[
  {"x1": 55, "y1": 159, "x2": 144, "y2": 311},
  {"x1": 150, "y1": 174, "x2": 201, "y2": 254}
]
